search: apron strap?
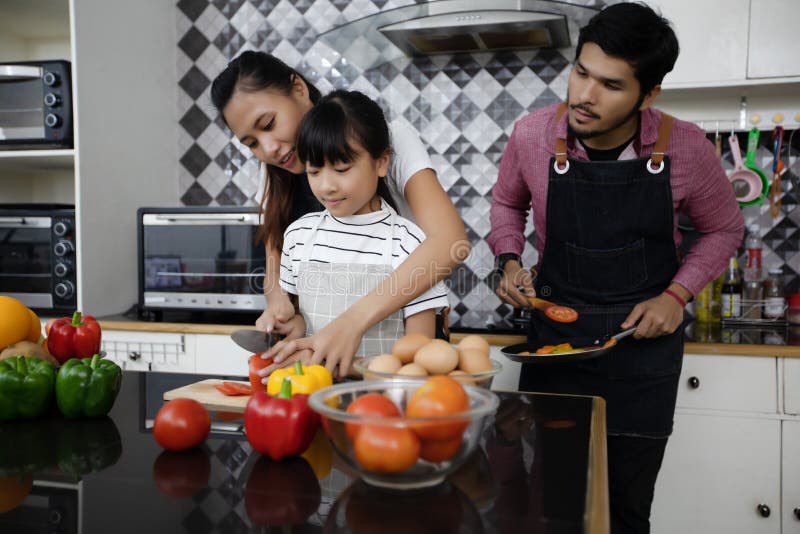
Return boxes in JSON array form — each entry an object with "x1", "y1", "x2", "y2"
[
  {"x1": 381, "y1": 200, "x2": 396, "y2": 264},
  {"x1": 554, "y1": 102, "x2": 569, "y2": 168},
  {"x1": 649, "y1": 112, "x2": 674, "y2": 171},
  {"x1": 300, "y1": 212, "x2": 328, "y2": 263}
]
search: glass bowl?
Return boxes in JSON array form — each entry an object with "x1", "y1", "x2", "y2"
[
  {"x1": 352, "y1": 356, "x2": 502, "y2": 389},
  {"x1": 308, "y1": 379, "x2": 499, "y2": 490}
]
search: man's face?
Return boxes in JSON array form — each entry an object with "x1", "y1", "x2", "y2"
[{"x1": 567, "y1": 42, "x2": 652, "y2": 149}]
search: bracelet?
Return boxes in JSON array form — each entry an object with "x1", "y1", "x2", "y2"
[{"x1": 663, "y1": 288, "x2": 687, "y2": 308}]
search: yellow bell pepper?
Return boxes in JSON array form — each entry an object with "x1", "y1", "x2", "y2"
[
  {"x1": 300, "y1": 429, "x2": 333, "y2": 480},
  {"x1": 267, "y1": 361, "x2": 332, "y2": 396}
]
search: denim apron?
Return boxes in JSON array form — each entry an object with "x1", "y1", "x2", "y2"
[{"x1": 520, "y1": 103, "x2": 684, "y2": 438}]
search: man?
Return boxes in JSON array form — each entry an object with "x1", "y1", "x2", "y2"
[{"x1": 488, "y1": 3, "x2": 744, "y2": 533}]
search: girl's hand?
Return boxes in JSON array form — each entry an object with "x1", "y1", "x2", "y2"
[
  {"x1": 270, "y1": 314, "x2": 306, "y2": 342},
  {"x1": 261, "y1": 314, "x2": 366, "y2": 378},
  {"x1": 255, "y1": 292, "x2": 296, "y2": 333},
  {"x1": 258, "y1": 343, "x2": 314, "y2": 380}
]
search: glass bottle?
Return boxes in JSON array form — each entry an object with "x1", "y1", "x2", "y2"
[
  {"x1": 762, "y1": 269, "x2": 785, "y2": 319},
  {"x1": 721, "y1": 256, "x2": 742, "y2": 319},
  {"x1": 743, "y1": 224, "x2": 763, "y2": 282}
]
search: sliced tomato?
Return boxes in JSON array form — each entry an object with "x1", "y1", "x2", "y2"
[
  {"x1": 544, "y1": 305, "x2": 578, "y2": 323},
  {"x1": 214, "y1": 382, "x2": 252, "y2": 396}
]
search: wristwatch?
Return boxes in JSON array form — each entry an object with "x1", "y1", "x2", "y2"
[{"x1": 495, "y1": 253, "x2": 521, "y2": 271}]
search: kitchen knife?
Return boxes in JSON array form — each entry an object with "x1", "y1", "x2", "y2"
[{"x1": 230, "y1": 330, "x2": 278, "y2": 353}]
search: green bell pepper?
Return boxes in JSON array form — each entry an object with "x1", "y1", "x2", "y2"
[
  {"x1": 0, "y1": 356, "x2": 56, "y2": 422},
  {"x1": 55, "y1": 353, "x2": 122, "y2": 418},
  {"x1": 57, "y1": 416, "x2": 123, "y2": 476}
]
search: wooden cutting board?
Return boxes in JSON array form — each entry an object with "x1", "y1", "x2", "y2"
[{"x1": 163, "y1": 379, "x2": 252, "y2": 413}]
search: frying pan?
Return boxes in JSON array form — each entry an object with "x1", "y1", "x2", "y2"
[
  {"x1": 501, "y1": 327, "x2": 637, "y2": 364},
  {"x1": 729, "y1": 133, "x2": 765, "y2": 206}
]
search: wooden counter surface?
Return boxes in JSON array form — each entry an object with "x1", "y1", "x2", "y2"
[{"x1": 97, "y1": 319, "x2": 800, "y2": 358}]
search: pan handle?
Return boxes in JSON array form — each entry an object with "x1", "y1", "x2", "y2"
[{"x1": 611, "y1": 327, "x2": 638, "y2": 341}]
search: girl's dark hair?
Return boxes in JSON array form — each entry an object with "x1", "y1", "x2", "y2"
[
  {"x1": 576, "y1": 2, "x2": 679, "y2": 96},
  {"x1": 210, "y1": 51, "x2": 322, "y2": 251},
  {"x1": 296, "y1": 90, "x2": 398, "y2": 212}
]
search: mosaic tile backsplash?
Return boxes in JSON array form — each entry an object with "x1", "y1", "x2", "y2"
[{"x1": 175, "y1": 0, "x2": 800, "y2": 330}]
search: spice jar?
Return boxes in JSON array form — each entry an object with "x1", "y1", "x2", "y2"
[{"x1": 788, "y1": 293, "x2": 800, "y2": 325}]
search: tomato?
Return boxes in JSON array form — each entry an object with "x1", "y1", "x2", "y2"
[
  {"x1": 345, "y1": 393, "x2": 400, "y2": 440},
  {"x1": 544, "y1": 305, "x2": 578, "y2": 323},
  {"x1": 153, "y1": 398, "x2": 211, "y2": 451},
  {"x1": 214, "y1": 381, "x2": 252, "y2": 396},
  {"x1": 249, "y1": 354, "x2": 273, "y2": 392},
  {"x1": 406, "y1": 376, "x2": 469, "y2": 441},
  {"x1": 152, "y1": 448, "x2": 211, "y2": 499},
  {"x1": 419, "y1": 435, "x2": 463, "y2": 462},
  {"x1": 353, "y1": 424, "x2": 420, "y2": 473}
]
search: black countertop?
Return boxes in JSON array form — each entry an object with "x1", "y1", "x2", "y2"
[{"x1": 0, "y1": 372, "x2": 606, "y2": 534}]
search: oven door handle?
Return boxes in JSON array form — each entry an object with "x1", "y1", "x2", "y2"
[
  {"x1": 0, "y1": 216, "x2": 51, "y2": 228},
  {"x1": 0, "y1": 65, "x2": 43, "y2": 81},
  {"x1": 153, "y1": 215, "x2": 252, "y2": 222}
]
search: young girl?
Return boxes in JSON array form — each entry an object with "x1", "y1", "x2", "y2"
[
  {"x1": 273, "y1": 90, "x2": 449, "y2": 367},
  {"x1": 211, "y1": 52, "x2": 467, "y2": 376}
]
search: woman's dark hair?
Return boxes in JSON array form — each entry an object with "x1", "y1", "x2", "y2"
[
  {"x1": 296, "y1": 90, "x2": 398, "y2": 212},
  {"x1": 576, "y1": 2, "x2": 679, "y2": 96},
  {"x1": 210, "y1": 51, "x2": 322, "y2": 251}
]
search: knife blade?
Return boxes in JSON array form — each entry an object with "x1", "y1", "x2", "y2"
[{"x1": 230, "y1": 330, "x2": 278, "y2": 353}]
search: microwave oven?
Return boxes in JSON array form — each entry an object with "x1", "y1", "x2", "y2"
[
  {"x1": 137, "y1": 207, "x2": 267, "y2": 318},
  {"x1": 0, "y1": 60, "x2": 73, "y2": 149},
  {"x1": 0, "y1": 204, "x2": 77, "y2": 313}
]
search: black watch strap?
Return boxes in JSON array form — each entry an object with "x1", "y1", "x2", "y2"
[{"x1": 495, "y1": 253, "x2": 521, "y2": 270}]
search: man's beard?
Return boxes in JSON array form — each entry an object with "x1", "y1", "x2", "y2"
[{"x1": 567, "y1": 94, "x2": 644, "y2": 141}]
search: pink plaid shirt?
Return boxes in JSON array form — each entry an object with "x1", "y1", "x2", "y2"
[{"x1": 488, "y1": 103, "x2": 745, "y2": 297}]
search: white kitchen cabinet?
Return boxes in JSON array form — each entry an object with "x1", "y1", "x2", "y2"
[
  {"x1": 649, "y1": 0, "x2": 750, "y2": 86},
  {"x1": 193, "y1": 334, "x2": 251, "y2": 377},
  {"x1": 783, "y1": 421, "x2": 800, "y2": 532},
  {"x1": 1, "y1": 0, "x2": 179, "y2": 318},
  {"x1": 784, "y1": 358, "x2": 800, "y2": 415},
  {"x1": 651, "y1": 413, "x2": 781, "y2": 534},
  {"x1": 747, "y1": 0, "x2": 800, "y2": 79},
  {"x1": 101, "y1": 330, "x2": 193, "y2": 373}
]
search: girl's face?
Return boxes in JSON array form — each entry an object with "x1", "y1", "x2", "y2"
[
  {"x1": 223, "y1": 76, "x2": 313, "y2": 174},
  {"x1": 305, "y1": 144, "x2": 390, "y2": 217}
]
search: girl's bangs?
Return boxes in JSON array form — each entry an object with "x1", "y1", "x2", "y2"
[{"x1": 299, "y1": 105, "x2": 359, "y2": 167}]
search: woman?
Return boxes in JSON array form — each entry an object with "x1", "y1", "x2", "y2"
[{"x1": 211, "y1": 52, "x2": 467, "y2": 376}]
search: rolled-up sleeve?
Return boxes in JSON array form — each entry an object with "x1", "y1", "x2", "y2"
[
  {"x1": 488, "y1": 124, "x2": 532, "y2": 256},
  {"x1": 673, "y1": 139, "x2": 744, "y2": 296}
]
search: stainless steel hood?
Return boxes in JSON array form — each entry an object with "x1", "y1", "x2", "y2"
[{"x1": 318, "y1": 0, "x2": 602, "y2": 71}]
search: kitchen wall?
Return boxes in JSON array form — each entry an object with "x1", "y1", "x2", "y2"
[{"x1": 175, "y1": 0, "x2": 800, "y2": 329}]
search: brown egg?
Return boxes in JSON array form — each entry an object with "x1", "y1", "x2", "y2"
[
  {"x1": 458, "y1": 348, "x2": 492, "y2": 374},
  {"x1": 367, "y1": 354, "x2": 402, "y2": 374},
  {"x1": 397, "y1": 363, "x2": 428, "y2": 376},
  {"x1": 392, "y1": 333, "x2": 432, "y2": 364},
  {"x1": 457, "y1": 335, "x2": 490, "y2": 359},
  {"x1": 414, "y1": 339, "x2": 459, "y2": 375}
]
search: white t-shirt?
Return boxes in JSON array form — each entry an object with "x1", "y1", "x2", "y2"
[{"x1": 280, "y1": 204, "x2": 450, "y2": 319}]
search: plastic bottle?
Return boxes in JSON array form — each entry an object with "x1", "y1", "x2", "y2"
[
  {"x1": 743, "y1": 224, "x2": 763, "y2": 282},
  {"x1": 762, "y1": 268, "x2": 785, "y2": 319},
  {"x1": 721, "y1": 256, "x2": 742, "y2": 318}
]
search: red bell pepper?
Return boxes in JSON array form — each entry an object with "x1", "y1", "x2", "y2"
[
  {"x1": 244, "y1": 378, "x2": 320, "y2": 460},
  {"x1": 244, "y1": 455, "x2": 321, "y2": 527},
  {"x1": 47, "y1": 311, "x2": 102, "y2": 364}
]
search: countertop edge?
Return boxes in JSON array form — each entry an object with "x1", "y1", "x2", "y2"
[{"x1": 96, "y1": 320, "x2": 800, "y2": 358}]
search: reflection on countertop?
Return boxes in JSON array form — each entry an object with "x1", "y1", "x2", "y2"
[{"x1": 685, "y1": 321, "x2": 800, "y2": 347}]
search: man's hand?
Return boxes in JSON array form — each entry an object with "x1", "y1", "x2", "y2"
[
  {"x1": 621, "y1": 284, "x2": 690, "y2": 338},
  {"x1": 495, "y1": 260, "x2": 535, "y2": 308}
]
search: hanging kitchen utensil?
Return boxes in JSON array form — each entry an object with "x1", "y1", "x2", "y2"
[
  {"x1": 728, "y1": 133, "x2": 765, "y2": 206},
  {"x1": 788, "y1": 128, "x2": 800, "y2": 204},
  {"x1": 501, "y1": 327, "x2": 637, "y2": 364},
  {"x1": 744, "y1": 127, "x2": 771, "y2": 202},
  {"x1": 230, "y1": 330, "x2": 279, "y2": 354},
  {"x1": 769, "y1": 126, "x2": 785, "y2": 219}
]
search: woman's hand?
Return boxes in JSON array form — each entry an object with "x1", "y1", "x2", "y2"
[
  {"x1": 270, "y1": 314, "x2": 306, "y2": 342},
  {"x1": 494, "y1": 260, "x2": 535, "y2": 308},
  {"x1": 260, "y1": 313, "x2": 367, "y2": 378},
  {"x1": 255, "y1": 291, "x2": 296, "y2": 333}
]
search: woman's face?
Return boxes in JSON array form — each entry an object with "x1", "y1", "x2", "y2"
[{"x1": 223, "y1": 77, "x2": 313, "y2": 174}]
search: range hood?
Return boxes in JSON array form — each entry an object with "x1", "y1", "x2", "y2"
[{"x1": 319, "y1": 0, "x2": 601, "y2": 71}]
